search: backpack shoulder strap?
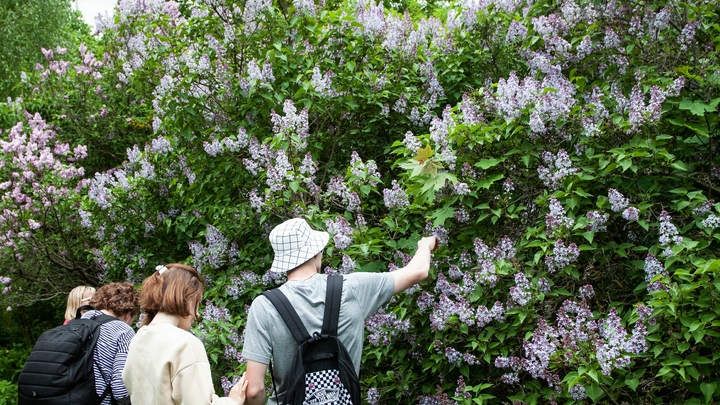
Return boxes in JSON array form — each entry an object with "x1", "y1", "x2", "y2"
[
  {"x1": 261, "y1": 288, "x2": 312, "y2": 344},
  {"x1": 75, "y1": 304, "x2": 95, "y2": 319},
  {"x1": 91, "y1": 313, "x2": 119, "y2": 325},
  {"x1": 321, "y1": 275, "x2": 343, "y2": 337}
]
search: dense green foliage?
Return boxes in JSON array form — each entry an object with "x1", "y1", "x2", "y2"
[
  {"x1": 1, "y1": 0, "x2": 720, "y2": 403},
  {"x1": 0, "y1": 0, "x2": 89, "y2": 99}
]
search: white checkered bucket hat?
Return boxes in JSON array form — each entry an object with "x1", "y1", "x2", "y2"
[{"x1": 269, "y1": 218, "x2": 329, "y2": 273}]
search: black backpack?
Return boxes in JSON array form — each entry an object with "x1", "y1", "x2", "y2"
[
  {"x1": 18, "y1": 306, "x2": 117, "y2": 405},
  {"x1": 262, "y1": 275, "x2": 360, "y2": 405}
]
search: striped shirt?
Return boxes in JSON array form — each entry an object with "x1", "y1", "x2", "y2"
[{"x1": 81, "y1": 310, "x2": 135, "y2": 404}]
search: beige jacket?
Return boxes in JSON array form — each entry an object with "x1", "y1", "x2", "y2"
[{"x1": 122, "y1": 313, "x2": 237, "y2": 405}]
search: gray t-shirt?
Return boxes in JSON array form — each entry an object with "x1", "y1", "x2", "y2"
[{"x1": 241, "y1": 272, "x2": 395, "y2": 405}]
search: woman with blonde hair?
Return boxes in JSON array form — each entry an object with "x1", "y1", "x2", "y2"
[
  {"x1": 63, "y1": 285, "x2": 96, "y2": 325},
  {"x1": 123, "y1": 263, "x2": 247, "y2": 405}
]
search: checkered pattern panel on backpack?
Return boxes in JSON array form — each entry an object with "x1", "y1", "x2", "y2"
[{"x1": 303, "y1": 369, "x2": 352, "y2": 405}]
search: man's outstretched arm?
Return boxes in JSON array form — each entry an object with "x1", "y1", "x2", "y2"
[
  {"x1": 392, "y1": 236, "x2": 438, "y2": 294},
  {"x1": 244, "y1": 360, "x2": 268, "y2": 405}
]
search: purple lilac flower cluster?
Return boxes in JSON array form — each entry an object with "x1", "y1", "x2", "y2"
[
  {"x1": 270, "y1": 100, "x2": 310, "y2": 149},
  {"x1": 693, "y1": 200, "x2": 715, "y2": 216},
  {"x1": 678, "y1": 21, "x2": 700, "y2": 51},
  {"x1": 495, "y1": 317, "x2": 561, "y2": 388},
  {"x1": 324, "y1": 255, "x2": 356, "y2": 275},
  {"x1": 537, "y1": 149, "x2": 577, "y2": 190},
  {"x1": 475, "y1": 302, "x2": 505, "y2": 328},
  {"x1": 0, "y1": 276, "x2": 11, "y2": 295},
  {"x1": 608, "y1": 188, "x2": 628, "y2": 212},
  {"x1": 643, "y1": 253, "x2": 667, "y2": 292},
  {"x1": 569, "y1": 384, "x2": 587, "y2": 400},
  {"x1": 366, "y1": 388, "x2": 379, "y2": 405},
  {"x1": 545, "y1": 197, "x2": 574, "y2": 235},
  {"x1": 365, "y1": 307, "x2": 410, "y2": 346},
  {"x1": 430, "y1": 294, "x2": 473, "y2": 330},
  {"x1": 491, "y1": 69, "x2": 577, "y2": 134},
  {"x1": 509, "y1": 273, "x2": 531, "y2": 307},
  {"x1": 497, "y1": 294, "x2": 650, "y2": 392},
  {"x1": 658, "y1": 210, "x2": 683, "y2": 256},
  {"x1": 586, "y1": 210, "x2": 608, "y2": 231},
  {"x1": 454, "y1": 376, "x2": 471, "y2": 399},
  {"x1": 402, "y1": 131, "x2": 422, "y2": 153},
  {"x1": 702, "y1": 214, "x2": 720, "y2": 229},
  {"x1": 201, "y1": 300, "x2": 231, "y2": 322},
  {"x1": 225, "y1": 272, "x2": 263, "y2": 299},
  {"x1": 239, "y1": 58, "x2": 275, "y2": 91},
  {"x1": 0, "y1": 113, "x2": 87, "y2": 251},
  {"x1": 428, "y1": 107, "x2": 458, "y2": 169},
  {"x1": 595, "y1": 307, "x2": 645, "y2": 375},
  {"x1": 417, "y1": 387, "x2": 457, "y2": 405},
  {"x1": 326, "y1": 176, "x2": 362, "y2": 212},
  {"x1": 545, "y1": 240, "x2": 580, "y2": 273},
  {"x1": 622, "y1": 206, "x2": 639, "y2": 221},
  {"x1": 383, "y1": 180, "x2": 410, "y2": 209},
  {"x1": 349, "y1": 151, "x2": 381, "y2": 186},
  {"x1": 325, "y1": 216, "x2": 354, "y2": 250},
  {"x1": 188, "y1": 225, "x2": 236, "y2": 271},
  {"x1": 459, "y1": 94, "x2": 483, "y2": 125},
  {"x1": 435, "y1": 273, "x2": 473, "y2": 299}
]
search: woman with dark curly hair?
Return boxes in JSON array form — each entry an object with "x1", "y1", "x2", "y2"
[
  {"x1": 82, "y1": 282, "x2": 140, "y2": 405},
  {"x1": 123, "y1": 263, "x2": 246, "y2": 405}
]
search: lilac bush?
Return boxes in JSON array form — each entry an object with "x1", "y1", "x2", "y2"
[{"x1": 2, "y1": 0, "x2": 720, "y2": 403}]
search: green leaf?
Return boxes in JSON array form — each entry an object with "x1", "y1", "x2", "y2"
[
  {"x1": 474, "y1": 158, "x2": 503, "y2": 169},
  {"x1": 680, "y1": 98, "x2": 717, "y2": 116},
  {"x1": 663, "y1": 356, "x2": 683, "y2": 366},
  {"x1": 671, "y1": 161, "x2": 688, "y2": 171},
  {"x1": 582, "y1": 231, "x2": 594, "y2": 244},
  {"x1": 692, "y1": 329, "x2": 706, "y2": 343},
  {"x1": 619, "y1": 158, "x2": 632, "y2": 172},
  {"x1": 625, "y1": 378, "x2": 640, "y2": 391},
  {"x1": 689, "y1": 321, "x2": 703, "y2": 332},
  {"x1": 657, "y1": 367, "x2": 673, "y2": 377},
  {"x1": 430, "y1": 206, "x2": 455, "y2": 227},
  {"x1": 700, "y1": 382, "x2": 716, "y2": 403},
  {"x1": 585, "y1": 384, "x2": 604, "y2": 402},
  {"x1": 476, "y1": 173, "x2": 504, "y2": 189}
]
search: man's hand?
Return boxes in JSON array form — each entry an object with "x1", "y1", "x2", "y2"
[{"x1": 418, "y1": 236, "x2": 439, "y2": 252}]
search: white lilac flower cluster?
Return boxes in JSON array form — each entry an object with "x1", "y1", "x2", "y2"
[
  {"x1": 658, "y1": 210, "x2": 683, "y2": 256},
  {"x1": 537, "y1": 149, "x2": 577, "y2": 190},
  {"x1": 495, "y1": 297, "x2": 651, "y2": 390},
  {"x1": 546, "y1": 197, "x2": 574, "y2": 235},
  {"x1": 644, "y1": 253, "x2": 667, "y2": 292},
  {"x1": 383, "y1": 180, "x2": 410, "y2": 209},
  {"x1": 325, "y1": 216, "x2": 354, "y2": 250},
  {"x1": 545, "y1": 240, "x2": 580, "y2": 273}
]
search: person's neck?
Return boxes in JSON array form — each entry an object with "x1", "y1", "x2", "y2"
[
  {"x1": 286, "y1": 265, "x2": 319, "y2": 282},
  {"x1": 150, "y1": 312, "x2": 182, "y2": 327},
  {"x1": 100, "y1": 309, "x2": 118, "y2": 318}
]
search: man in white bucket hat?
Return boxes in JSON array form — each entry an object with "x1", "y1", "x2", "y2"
[{"x1": 241, "y1": 218, "x2": 438, "y2": 405}]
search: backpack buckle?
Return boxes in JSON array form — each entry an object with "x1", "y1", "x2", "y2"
[{"x1": 309, "y1": 332, "x2": 324, "y2": 342}]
